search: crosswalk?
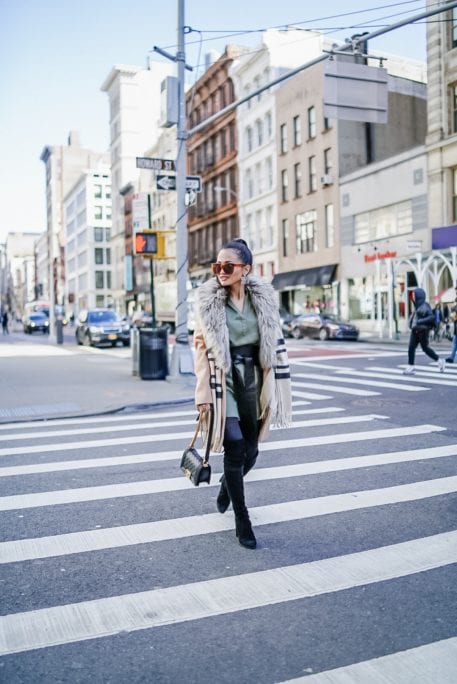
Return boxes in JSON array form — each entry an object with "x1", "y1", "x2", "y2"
[{"x1": 0, "y1": 359, "x2": 456, "y2": 681}]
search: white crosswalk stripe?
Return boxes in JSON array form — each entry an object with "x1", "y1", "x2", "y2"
[{"x1": 0, "y1": 363, "x2": 455, "y2": 679}]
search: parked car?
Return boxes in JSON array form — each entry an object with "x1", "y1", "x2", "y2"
[
  {"x1": 279, "y1": 308, "x2": 296, "y2": 338},
  {"x1": 288, "y1": 313, "x2": 359, "y2": 341},
  {"x1": 75, "y1": 309, "x2": 130, "y2": 347},
  {"x1": 23, "y1": 312, "x2": 49, "y2": 334}
]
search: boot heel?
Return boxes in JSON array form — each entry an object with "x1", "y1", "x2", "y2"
[{"x1": 235, "y1": 516, "x2": 256, "y2": 549}]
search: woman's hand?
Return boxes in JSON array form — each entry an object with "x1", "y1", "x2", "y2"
[{"x1": 197, "y1": 403, "x2": 212, "y2": 413}]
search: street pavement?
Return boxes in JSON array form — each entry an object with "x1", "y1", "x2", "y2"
[
  {"x1": 0, "y1": 325, "x2": 453, "y2": 423},
  {"x1": 0, "y1": 336, "x2": 456, "y2": 682}
]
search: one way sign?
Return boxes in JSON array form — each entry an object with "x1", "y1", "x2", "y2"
[{"x1": 156, "y1": 174, "x2": 202, "y2": 192}]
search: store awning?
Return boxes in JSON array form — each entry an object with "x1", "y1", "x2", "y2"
[{"x1": 272, "y1": 264, "x2": 337, "y2": 291}]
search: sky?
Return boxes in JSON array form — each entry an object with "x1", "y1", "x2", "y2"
[{"x1": 0, "y1": 0, "x2": 432, "y2": 243}]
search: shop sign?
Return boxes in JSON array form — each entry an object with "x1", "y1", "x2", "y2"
[{"x1": 364, "y1": 250, "x2": 397, "y2": 263}]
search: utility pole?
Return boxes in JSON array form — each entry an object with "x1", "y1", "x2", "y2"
[{"x1": 169, "y1": 0, "x2": 194, "y2": 376}]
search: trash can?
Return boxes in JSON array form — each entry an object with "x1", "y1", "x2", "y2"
[
  {"x1": 131, "y1": 327, "x2": 140, "y2": 376},
  {"x1": 139, "y1": 327, "x2": 169, "y2": 380}
]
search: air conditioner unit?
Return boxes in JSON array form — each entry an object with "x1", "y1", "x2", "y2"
[{"x1": 321, "y1": 174, "x2": 333, "y2": 186}]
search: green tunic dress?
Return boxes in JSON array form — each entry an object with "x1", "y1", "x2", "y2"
[{"x1": 225, "y1": 294, "x2": 261, "y2": 419}]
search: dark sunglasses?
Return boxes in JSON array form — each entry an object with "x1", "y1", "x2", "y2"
[{"x1": 211, "y1": 262, "x2": 245, "y2": 275}]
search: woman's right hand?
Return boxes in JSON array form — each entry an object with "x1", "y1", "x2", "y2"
[{"x1": 197, "y1": 403, "x2": 212, "y2": 413}]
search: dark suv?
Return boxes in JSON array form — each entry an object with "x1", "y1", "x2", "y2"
[{"x1": 75, "y1": 309, "x2": 130, "y2": 347}]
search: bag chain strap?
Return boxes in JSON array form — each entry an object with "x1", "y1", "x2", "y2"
[{"x1": 189, "y1": 407, "x2": 214, "y2": 466}]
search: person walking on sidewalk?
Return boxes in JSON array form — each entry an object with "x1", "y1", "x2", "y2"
[
  {"x1": 404, "y1": 287, "x2": 445, "y2": 375},
  {"x1": 445, "y1": 298, "x2": 457, "y2": 364},
  {"x1": 194, "y1": 238, "x2": 292, "y2": 549},
  {"x1": 1, "y1": 310, "x2": 9, "y2": 334}
]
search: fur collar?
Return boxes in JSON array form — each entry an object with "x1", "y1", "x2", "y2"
[{"x1": 196, "y1": 274, "x2": 280, "y2": 372}]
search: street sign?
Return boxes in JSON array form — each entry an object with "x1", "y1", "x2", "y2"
[
  {"x1": 132, "y1": 193, "x2": 150, "y2": 230},
  {"x1": 186, "y1": 175, "x2": 202, "y2": 192},
  {"x1": 156, "y1": 175, "x2": 202, "y2": 192},
  {"x1": 136, "y1": 157, "x2": 176, "y2": 171},
  {"x1": 157, "y1": 175, "x2": 177, "y2": 191}
]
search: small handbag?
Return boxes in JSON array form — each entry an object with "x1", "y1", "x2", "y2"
[{"x1": 180, "y1": 408, "x2": 214, "y2": 486}]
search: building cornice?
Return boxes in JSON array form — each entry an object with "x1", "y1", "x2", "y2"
[{"x1": 100, "y1": 64, "x2": 143, "y2": 92}]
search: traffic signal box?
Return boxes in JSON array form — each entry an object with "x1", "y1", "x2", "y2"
[{"x1": 134, "y1": 230, "x2": 170, "y2": 259}]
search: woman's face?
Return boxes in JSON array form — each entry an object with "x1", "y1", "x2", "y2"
[{"x1": 215, "y1": 248, "x2": 250, "y2": 286}]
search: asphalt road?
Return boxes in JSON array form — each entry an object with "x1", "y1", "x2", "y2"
[{"x1": 0, "y1": 340, "x2": 456, "y2": 682}]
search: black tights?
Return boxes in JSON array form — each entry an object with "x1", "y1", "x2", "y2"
[{"x1": 223, "y1": 417, "x2": 258, "y2": 473}]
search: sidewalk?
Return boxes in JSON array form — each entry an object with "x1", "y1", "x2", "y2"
[{"x1": 0, "y1": 333, "x2": 196, "y2": 423}]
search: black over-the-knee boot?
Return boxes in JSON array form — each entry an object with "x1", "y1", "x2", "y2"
[
  {"x1": 217, "y1": 443, "x2": 258, "y2": 514},
  {"x1": 223, "y1": 439, "x2": 256, "y2": 549}
]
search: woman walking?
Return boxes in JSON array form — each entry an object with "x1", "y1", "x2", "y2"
[{"x1": 194, "y1": 239, "x2": 292, "y2": 549}]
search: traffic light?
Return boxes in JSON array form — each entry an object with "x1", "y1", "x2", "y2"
[
  {"x1": 134, "y1": 231, "x2": 168, "y2": 259},
  {"x1": 134, "y1": 232, "x2": 157, "y2": 256}
]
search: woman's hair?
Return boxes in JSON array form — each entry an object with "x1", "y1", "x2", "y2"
[{"x1": 221, "y1": 238, "x2": 253, "y2": 266}]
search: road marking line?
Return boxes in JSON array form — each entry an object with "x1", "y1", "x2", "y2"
[
  {"x1": 294, "y1": 372, "x2": 428, "y2": 392},
  {"x1": 0, "y1": 413, "x2": 387, "y2": 457},
  {"x1": 2, "y1": 473, "x2": 456, "y2": 563},
  {"x1": 291, "y1": 390, "x2": 333, "y2": 400},
  {"x1": 0, "y1": 407, "x2": 344, "y2": 441},
  {"x1": 0, "y1": 425, "x2": 445, "y2": 510},
  {"x1": 339, "y1": 368, "x2": 457, "y2": 387},
  {"x1": 1, "y1": 530, "x2": 455, "y2": 655},
  {"x1": 292, "y1": 380, "x2": 377, "y2": 396},
  {"x1": 0, "y1": 438, "x2": 453, "y2": 480},
  {"x1": 279, "y1": 637, "x2": 457, "y2": 683}
]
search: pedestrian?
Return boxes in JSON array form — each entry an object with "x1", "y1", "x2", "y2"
[
  {"x1": 403, "y1": 288, "x2": 445, "y2": 374},
  {"x1": 445, "y1": 298, "x2": 457, "y2": 364},
  {"x1": 1, "y1": 310, "x2": 9, "y2": 334},
  {"x1": 433, "y1": 303, "x2": 443, "y2": 340},
  {"x1": 194, "y1": 238, "x2": 292, "y2": 549}
]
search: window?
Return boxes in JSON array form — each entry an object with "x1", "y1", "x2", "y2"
[
  {"x1": 106, "y1": 271, "x2": 112, "y2": 289},
  {"x1": 95, "y1": 271, "x2": 104, "y2": 289},
  {"x1": 265, "y1": 111, "x2": 272, "y2": 139},
  {"x1": 325, "y1": 204, "x2": 335, "y2": 248},
  {"x1": 266, "y1": 207, "x2": 273, "y2": 248},
  {"x1": 453, "y1": 168, "x2": 457, "y2": 222},
  {"x1": 293, "y1": 115, "x2": 301, "y2": 146},
  {"x1": 282, "y1": 218, "x2": 289, "y2": 257},
  {"x1": 280, "y1": 124, "x2": 287, "y2": 154},
  {"x1": 324, "y1": 148, "x2": 332, "y2": 175},
  {"x1": 95, "y1": 248, "x2": 103, "y2": 264},
  {"x1": 94, "y1": 227, "x2": 103, "y2": 242},
  {"x1": 94, "y1": 206, "x2": 103, "y2": 220},
  {"x1": 255, "y1": 119, "x2": 263, "y2": 147},
  {"x1": 452, "y1": 84, "x2": 457, "y2": 133},
  {"x1": 323, "y1": 116, "x2": 331, "y2": 131},
  {"x1": 266, "y1": 157, "x2": 273, "y2": 189},
  {"x1": 255, "y1": 163, "x2": 262, "y2": 195},
  {"x1": 308, "y1": 106, "x2": 316, "y2": 138},
  {"x1": 246, "y1": 126, "x2": 253, "y2": 153},
  {"x1": 94, "y1": 184, "x2": 102, "y2": 198},
  {"x1": 246, "y1": 169, "x2": 254, "y2": 199},
  {"x1": 76, "y1": 210, "x2": 86, "y2": 227},
  {"x1": 105, "y1": 227, "x2": 111, "y2": 241},
  {"x1": 296, "y1": 210, "x2": 317, "y2": 253},
  {"x1": 294, "y1": 163, "x2": 302, "y2": 198},
  {"x1": 105, "y1": 185, "x2": 111, "y2": 199},
  {"x1": 354, "y1": 200, "x2": 413, "y2": 244},
  {"x1": 281, "y1": 170, "x2": 288, "y2": 202},
  {"x1": 96, "y1": 295, "x2": 105, "y2": 307},
  {"x1": 106, "y1": 248, "x2": 111, "y2": 264},
  {"x1": 308, "y1": 156, "x2": 317, "y2": 192}
]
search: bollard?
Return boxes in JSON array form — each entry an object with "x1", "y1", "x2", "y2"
[{"x1": 131, "y1": 327, "x2": 140, "y2": 376}]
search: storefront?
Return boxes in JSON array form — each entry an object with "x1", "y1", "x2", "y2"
[{"x1": 272, "y1": 264, "x2": 338, "y2": 316}]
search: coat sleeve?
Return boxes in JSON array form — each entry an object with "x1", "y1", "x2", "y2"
[{"x1": 193, "y1": 325, "x2": 213, "y2": 407}]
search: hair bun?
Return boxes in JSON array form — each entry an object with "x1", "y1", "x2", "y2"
[{"x1": 233, "y1": 238, "x2": 249, "y2": 248}]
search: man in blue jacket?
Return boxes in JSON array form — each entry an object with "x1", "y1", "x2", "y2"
[{"x1": 403, "y1": 288, "x2": 445, "y2": 375}]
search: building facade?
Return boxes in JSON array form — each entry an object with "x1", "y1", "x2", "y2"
[
  {"x1": 40, "y1": 131, "x2": 108, "y2": 310},
  {"x1": 63, "y1": 166, "x2": 112, "y2": 314},
  {"x1": 186, "y1": 46, "x2": 247, "y2": 281},
  {"x1": 274, "y1": 55, "x2": 427, "y2": 320},
  {"x1": 230, "y1": 29, "x2": 327, "y2": 281},
  {"x1": 100, "y1": 62, "x2": 174, "y2": 312}
]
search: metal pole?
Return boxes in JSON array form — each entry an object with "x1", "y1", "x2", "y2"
[
  {"x1": 150, "y1": 259, "x2": 156, "y2": 327},
  {"x1": 169, "y1": 0, "x2": 194, "y2": 376}
]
